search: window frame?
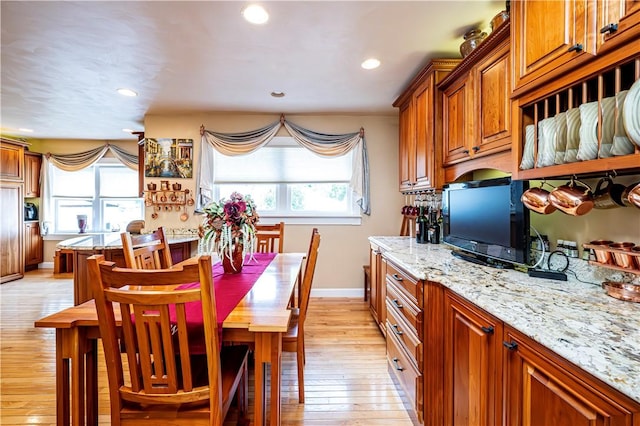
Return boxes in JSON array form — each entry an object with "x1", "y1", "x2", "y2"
[
  {"x1": 50, "y1": 159, "x2": 144, "y2": 233},
  {"x1": 211, "y1": 138, "x2": 361, "y2": 225}
]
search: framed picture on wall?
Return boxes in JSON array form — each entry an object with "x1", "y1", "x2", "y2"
[{"x1": 144, "y1": 138, "x2": 193, "y2": 178}]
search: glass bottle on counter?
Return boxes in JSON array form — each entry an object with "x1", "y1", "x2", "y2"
[{"x1": 416, "y1": 204, "x2": 428, "y2": 244}]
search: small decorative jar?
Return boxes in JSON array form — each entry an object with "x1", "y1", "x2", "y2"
[{"x1": 460, "y1": 29, "x2": 487, "y2": 58}]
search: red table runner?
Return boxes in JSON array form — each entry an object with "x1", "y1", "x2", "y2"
[{"x1": 171, "y1": 252, "x2": 277, "y2": 353}]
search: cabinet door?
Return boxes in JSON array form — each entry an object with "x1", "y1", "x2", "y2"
[
  {"x1": 0, "y1": 142, "x2": 24, "y2": 181},
  {"x1": 444, "y1": 291, "x2": 502, "y2": 426},
  {"x1": 24, "y1": 222, "x2": 43, "y2": 268},
  {"x1": 503, "y1": 326, "x2": 637, "y2": 426},
  {"x1": 1, "y1": 183, "x2": 24, "y2": 283},
  {"x1": 597, "y1": 0, "x2": 640, "y2": 52},
  {"x1": 24, "y1": 152, "x2": 42, "y2": 197},
  {"x1": 474, "y1": 39, "x2": 512, "y2": 158},
  {"x1": 513, "y1": 0, "x2": 596, "y2": 91},
  {"x1": 398, "y1": 98, "x2": 416, "y2": 191},
  {"x1": 443, "y1": 75, "x2": 472, "y2": 165},
  {"x1": 369, "y1": 245, "x2": 385, "y2": 334},
  {"x1": 413, "y1": 79, "x2": 435, "y2": 190}
]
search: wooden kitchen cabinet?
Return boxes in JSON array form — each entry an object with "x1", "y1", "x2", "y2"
[
  {"x1": 24, "y1": 221, "x2": 43, "y2": 271},
  {"x1": 596, "y1": 0, "x2": 640, "y2": 53},
  {"x1": 0, "y1": 138, "x2": 27, "y2": 284},
  {"x1": 512, "y1": 0, "x2": 595, "y2": 93},
  {"x1": 442, "y1": 73, "x2": 473, "y2": 166},
  {"x1": 503, "y1": 325, "x2": 640, "y2": 426},
  {"x1": 1, "y1": 182, "x2": 24, "y2": 283},
  {"x1": 368, "y1": 242, "x2": 383, "y2": 333},
  {"x1": 440, "y1": 20, "x2": 512, "y2": 181},
  {"x1": 444, "y1": 290, "x2": 503, "y2": 426},
  {"x1": 23, "y1": 151, "x2": 42, "y2": 197},
  {"x1": 394, "y1": 59, "x2": 460, "y2": 192},
  {"x1": 0, "y1": 138, "x2": 25, "y2": 182},
  {"x1": 512, "y1": 0, "x2": 640, "y2": 96},
  {"x1": 383, "y1": 256, "x2": 445, "y2": 425}
]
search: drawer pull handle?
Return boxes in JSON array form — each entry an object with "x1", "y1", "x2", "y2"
[
  {"x1": 392, "y1": 357, "x2": 405, "y2": 371},
  {"x1": 392, "y1": 323, "x2": 404, "y2": 336},
  {"x1": 392, "y1": 299, "x2": 404, "y2": 309},
  {"x1": 567, "y1": 43, "x2": 583, "y2": 53},
  {"x1": 463, "y1": 149, "x2": 470, "y2": 154},
  {"x1": 481, "y1": 325, "x2": 494, "y2": 334},
  {"x1": 599, "y1": 23, "x2": 618, "y2": 34},
  {"x1": 392, "y1": 274, "x2": 404, "y2": 282},
  {"x1": 472, "y1": 146, "x2": 480, "y2": 152},
  {"x1": 503, "y1": 340, "x2": 518, "y2": 351}
]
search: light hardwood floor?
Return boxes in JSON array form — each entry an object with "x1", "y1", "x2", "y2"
[{"x1": 0, "y1": 269, "x2": 413, "y2": 425}]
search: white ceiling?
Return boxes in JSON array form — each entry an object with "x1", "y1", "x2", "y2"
[{"x1": 1, "y1": 1, "x2": 505, "y2": 141}]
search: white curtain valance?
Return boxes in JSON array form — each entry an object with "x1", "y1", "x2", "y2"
[{"x1": 196, "y1": 117, "x2": 370, "y2": 215}]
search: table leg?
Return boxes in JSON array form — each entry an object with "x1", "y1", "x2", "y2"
[
  {"x1": 70, "y1": 328, "x2": 86, "y2": 426},
  {"x1": 86, "y1": 339, "x2": 98, "y2": 424},
  {"x1": 254, "y1": 331, "x2": 283, "y2": 426},
  {"x1": 268, "y1": 332, "x2": 283, "y2": 425},
  {"x1": 56, "y1": 332, "x2": 70, "y2": 426}
]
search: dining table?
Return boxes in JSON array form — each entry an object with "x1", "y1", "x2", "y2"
[{"x1": 34, "y1": 252, "x2": 305, "y2": 426}]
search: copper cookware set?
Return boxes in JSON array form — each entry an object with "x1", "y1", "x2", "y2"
[{"x1": 521, "y1": 176, "x2": 640, "y2": 216}]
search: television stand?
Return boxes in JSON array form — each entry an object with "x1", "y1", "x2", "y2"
[{"x1": 450, "y1": 251, "x2": 514, "y2": 270}]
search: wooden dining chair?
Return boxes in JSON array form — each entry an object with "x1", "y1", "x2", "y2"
[
  {"x1": 283, "y1": 227, "x2": 321, "y2": 404},
  {"x1": 120, "y1": 226, "x2": 173, "y2": 269},
  {"x1": 254, "y1": 222, "x2": 285, "y2": 253},
  {"x1": 87, "y1": 254, "x2": 249, "y2": 425}
]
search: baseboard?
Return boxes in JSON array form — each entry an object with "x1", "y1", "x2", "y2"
[
  {"x1": 310, "y1": 288, "x2": 363, "y2": 298},
  {"x1": 40, "y1": 262, "x2": 54, "y2": 269}
]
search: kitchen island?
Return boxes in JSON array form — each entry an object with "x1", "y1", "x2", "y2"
[
  {"x1": 370, "y1": 236, "x2": 640, "y2": 425},
  {"x1": 57, "y1": 233, "x2": 199, "y2": 305}
]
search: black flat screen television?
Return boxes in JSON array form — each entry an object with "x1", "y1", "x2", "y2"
[{"x1": 442, "y1": 177, "x2": 530, "y2": 267}]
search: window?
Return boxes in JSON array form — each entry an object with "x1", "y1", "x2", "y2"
[
  {"x1": 51, "y1": 161, "x2": 143, "y2": 233},
  {"x1": 212, "y1": 137, "x2": 360, "y2": 224}
]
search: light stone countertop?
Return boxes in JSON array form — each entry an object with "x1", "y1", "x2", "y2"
[
  {"x1": 56, "y1": 233, "x2": 199, "y2": 250},
  {"x1": 369, "y1": 236, "x2": 640, "y2": 404}
]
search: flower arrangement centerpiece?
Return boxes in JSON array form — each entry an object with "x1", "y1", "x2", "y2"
[{"x1": 198, "y1": 192, "x2": 259, "y2": 273}]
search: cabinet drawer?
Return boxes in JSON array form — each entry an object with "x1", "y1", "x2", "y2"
[
  {"x1": 386, "y1": 281, "x2": 422, "y2": 339},
  {"x1": 386, "y1": 261, "x2": 420, "y2": 307},
  {"x1": 387, "y1": 327, "x2": 422, "y2": 416},
  {"x1": 386, "y1": 300, "x2": 422, "y2": 370}
]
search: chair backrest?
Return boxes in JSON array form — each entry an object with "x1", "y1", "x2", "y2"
[
  {"x1": 298, "y1": 228, "x2": 321, "y2": 327},
  {"x1": 121, "y1": 226, "x2": 173, "y2": 269},
  {"x1": 254, "y1": 222, "x2": 285, "y2": 253},
  {"x1": 87, "y1": 254, "x2": 224, "y2": 423},
  {"x1": 400, "y1": 214, "x2": 416, "y2": 237}
]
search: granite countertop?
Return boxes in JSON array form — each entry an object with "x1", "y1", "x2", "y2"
[
  {"x1": 57, "y1": 233, "x2": 199, "y2": 250},
  {"x1": 369, "y1": 236, "x2": 640, "y2": 404}
]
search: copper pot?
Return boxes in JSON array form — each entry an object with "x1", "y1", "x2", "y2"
[
  {"x1": 549, "y1": 178, "x2": 594, "y2": 216},
  {"x1": 626, "y1": 182, "x2": 640, "y2": 209},
  {"x1": 521, "y1": 183, "x2": 556, "y2": 214},
  {"x1": 608, "y1": 242, "x2": 636, "y2": 269},
  {"x1": 589, "y1": 240, "x2": 614, "y2": 264}
]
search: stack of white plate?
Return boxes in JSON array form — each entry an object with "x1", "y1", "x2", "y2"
[{"x1": 623, "y1": 79, "x2": 640, "y2": 148}]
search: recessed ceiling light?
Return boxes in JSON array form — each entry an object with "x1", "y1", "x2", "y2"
[
  {"x1": 18, "y1": 128, "x2": 34, "y2": 133},
  {"x1": 271, "y1": 91, "x2": 285, "y2": 98},
  {"x1": 361, "y1": 58, "x2": 381, "y2": 70},
  {"x1": 242, "y1": 4, "x2": 269, "y2": 24},
  {"x1": 117, "y1": 88, "x2": 138, "y2": 97}
]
